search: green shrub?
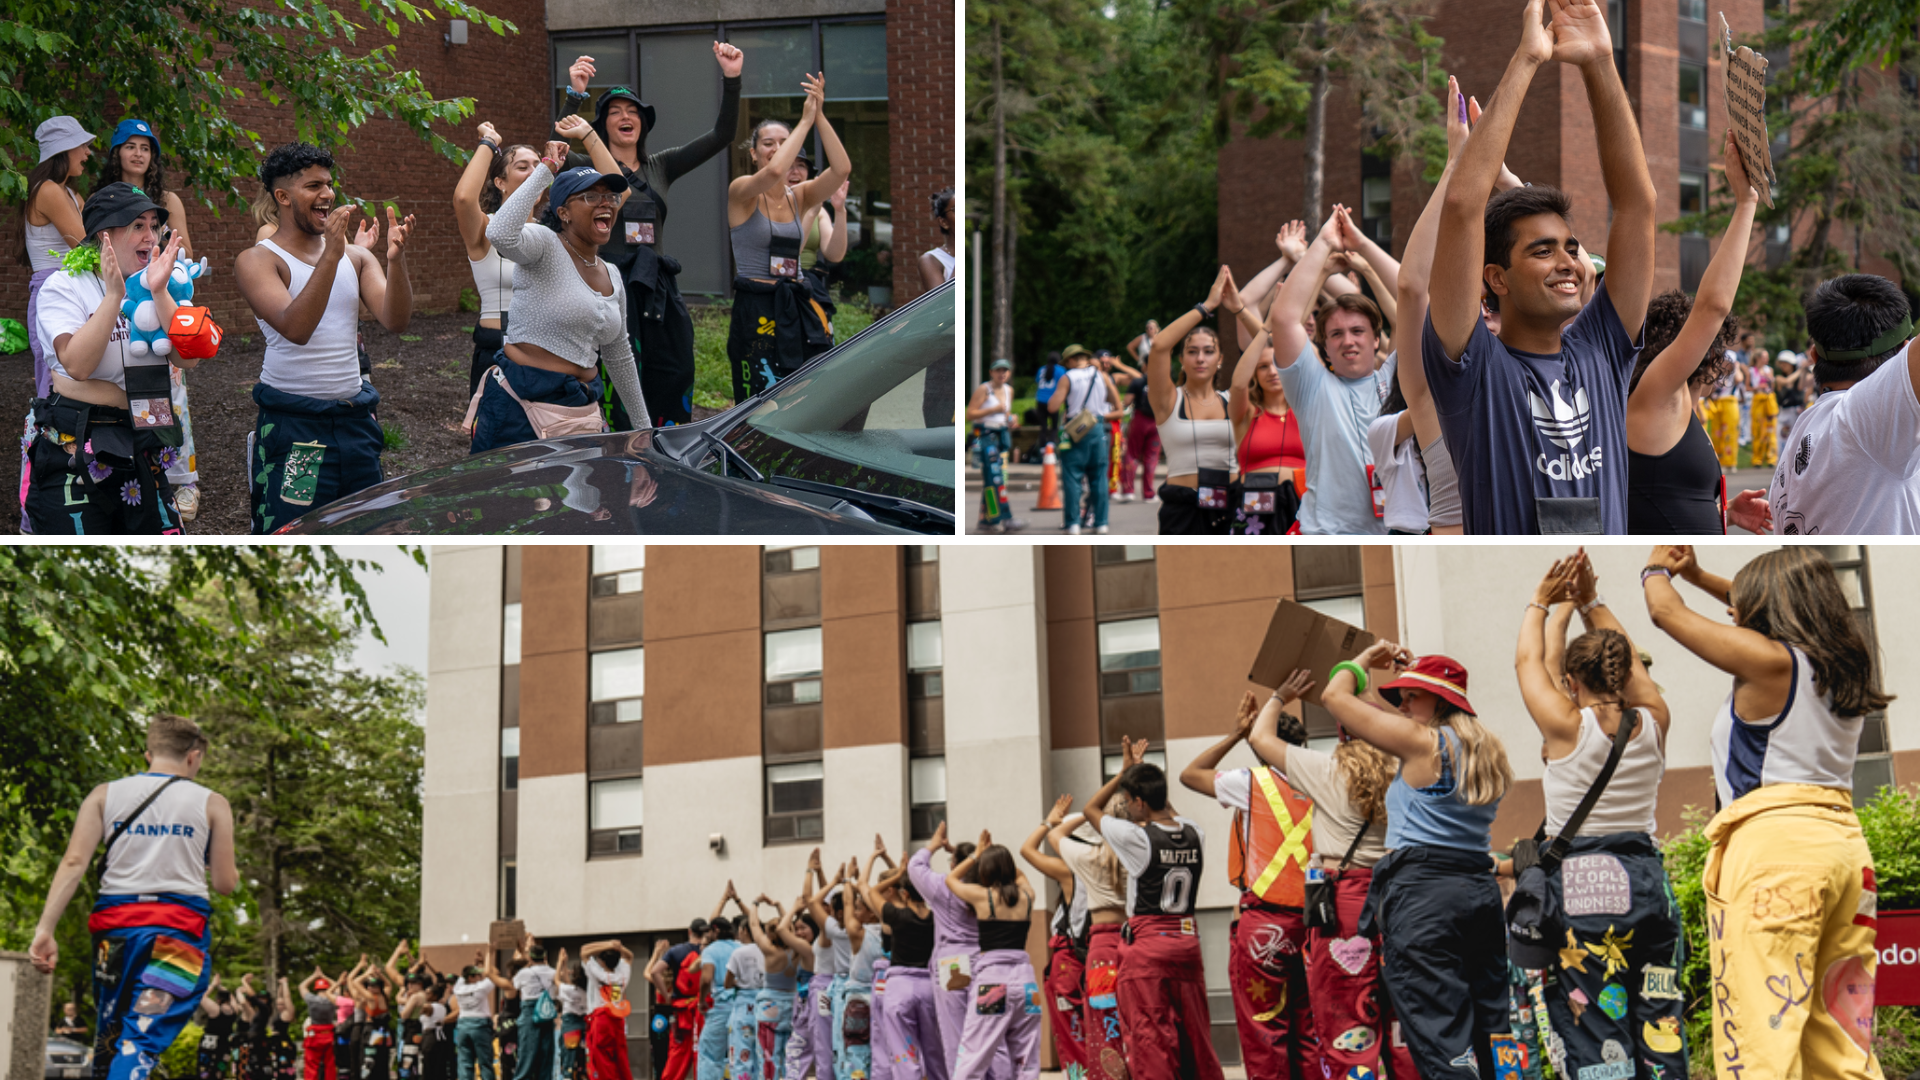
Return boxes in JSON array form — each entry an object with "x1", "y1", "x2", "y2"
[
  {"x1": 158, "y1": 1020, "x2": 202, "y2": 1079},
  {"x1": 688, "y1": 300, "x2": 879, "y2": 413},
  {"x1": 458, "y1": 287, "x2": 481, "y2": 313},
  {"x1": 1662, "y1": 786, "x2": 1920, "y2": 1078}
]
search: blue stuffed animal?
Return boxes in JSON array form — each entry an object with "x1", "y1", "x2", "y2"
[{"x1": 122, "y1": 256, "x2": 210, "y2": 358}]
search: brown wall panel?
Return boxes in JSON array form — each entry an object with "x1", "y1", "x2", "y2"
[
  {"x1": 825, "y1": 612, "x2": 908, "y2": 749},
  {"x1": 1157, "y1": 549, "x2": 1293, "y2": 610},
  {"x1": 522, "y1": 547, "x2": 588, "y2": 658},
  {"x1": 1361, "y1": 547, "x2": 1399, "y2": 642},
  {"x1": 823, "y1": 547, "x2": 903, "y2": 619},
  {"x1": 646, "y1": 628, "x2": 764, "y2": 767},
  {"x1": 519, "y1": 650, "x2": 587, "y2": 779},
  {"x1": 1045, "y1": 548, "x2": 1099, "y2": 751},
  {"x1": 1159, "y1": 598, "x2": 1287, "y2": 741},
  {"x1": 649, "y1": 548, "x2": 763, "y2": 638}
]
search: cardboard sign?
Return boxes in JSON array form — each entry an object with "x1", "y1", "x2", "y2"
[
  {"x1": 488, "y1": 919, "x2": 525, "y2": 953},
  {"x1": 1719, "y1": 12, "x2": 1777, "y2": 207},
  {"x1": 1247, "y1": 598, "x2": 1379, "y2": 706}
]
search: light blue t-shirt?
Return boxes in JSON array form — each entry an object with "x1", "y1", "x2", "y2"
[
  {"x1": 1277, "y1": 341, "x2": 1387, "y2": 535},
  {"x1": 701, "y1": 940, "x2": 739, "y2": 1002}
]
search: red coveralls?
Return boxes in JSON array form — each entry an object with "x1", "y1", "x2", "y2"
[
  {"x1": 1224, "y1": 767, "x2": 1323, "y2": 1080},
  {"x1": 659, "y1": 951, "x2": 705, "y2": 1080}
]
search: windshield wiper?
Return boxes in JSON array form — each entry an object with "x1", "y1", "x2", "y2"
[
  {"x1": 696, "y1": 429, "x2": 765, "y2": 483},
  {"x1": 764, "y1": 476, "x2": 955, "y2": 529}
]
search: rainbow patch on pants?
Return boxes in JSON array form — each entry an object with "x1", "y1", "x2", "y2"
[{"x1": 141, "y1": 936, "x2": 204, "y2": 997}]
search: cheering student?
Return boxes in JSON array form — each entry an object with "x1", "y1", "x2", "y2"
[
  {"x1": 944, "y1": 837, "x2": 1044, "y2": 1079},
  {"x1": 300, "y1": 970, "x2": 343, "y2": 1080},
  {"x1": 452, "y1": 120, "x2": 537, "y2": 396},
  {"x1": 235, "y1": 143, "x2": 415, "y2": 533},
  {"x1": 1146, "y1": 266, "x2": 1262, "y2": 534},
  {"x1": 25, "y1": 184, "x2": 195, "y2": 533},
  {"x1": 769, "y1": 898, "x2": 822, "y2": 1080},
  {"x1": 580, "y1": 940, "x2": 634, "y2": 1080},
  {"x1": 908, "y1": 824, "x2": 997, "y2": 1079},
  {"x1": 19, "y1": 116, "x2": 92, "y2": 533},
  {"x1": 1226, "y1": 320, "x2": 1306, "y2": 534},
  {"x1": 1515, "y1": 553, "x2": 1686, "y2": 1079},
  {"x1": 1177, "y1": 682, "x2": 1322, "y2": 1079},
  {"x1": 1322, "y1": 642, "x2": 1513, "y2": 1079},
  {"x1": 29, "y1": 717, "x2": 237, "y2": 1080},
  {"x1": 1266, "y1": 209, "x2": 1389, "y2": 535},
  {"x1": 1018, "y1": 799, "x2": 1091, "y2": 1080},
  {"x1": 563, "y1": 45, "x2": 744, "y2": 426},
  {"x1": 1768, "y1": 273, "x2": 1920, "y2": 534},
  {"x1": 1082, "y1": 739, "x2": 1224, "y2": 1080},
  {"x1": 921, "y1": 188, "x2": 957, "y2": 289},
  {"x1": 1423, "y1": 0, "x2": 1658, "y2": 534},
  {"x1": 1050, "y1": 806, "x2": 1129, "y2": 1080},
  {"x1": 1747, "y1": 347, "x2": 1778, "y2": 467},
  {"x1": 855, "y1": 845, "x2": 942, "y2": 1080},
  {"x1": 1644, "y1": 546, "x2": 1887, "y2": 1079}
]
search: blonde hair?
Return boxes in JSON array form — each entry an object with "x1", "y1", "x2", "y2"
[
  {"x1": 1086, "y1": 793, "x2": 1130, "y2": 899},
  {"x1": 1332, "y1": 740, "x2": 1394, "y2": 821},
  {"x1": 1435, "y1": 705, "x2": 1512, "y2": 807}
]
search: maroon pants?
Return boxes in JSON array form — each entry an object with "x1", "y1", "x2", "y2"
[
  {"x1": 1115, "y1": 916, "x2": 1223, "y2": 1080},
  {"x1": 303, "y1": 1026, "x2": 336, "y2": 1080},
  {"x1": 1303, "y1": 868, "x2": 1417, "y2": 1080},
  {"x1": 1044, "y1": 935, "x2": 1089, "y2": 1076},
  {"x1": 1082, "y1": 925, "x2": 1126, "y2": 1080},
  {"x1": 1230, "y1": 902, "x2": 1321, "y2": 1080}
]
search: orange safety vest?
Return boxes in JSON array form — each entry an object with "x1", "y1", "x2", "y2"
[{"x1": 1227, "y1": 766, "x2": 1315, "y2": 909}]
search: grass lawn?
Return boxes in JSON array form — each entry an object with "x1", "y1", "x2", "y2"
[{"x1": 688, "y1": 298, "x2": 877, "y2": 411}]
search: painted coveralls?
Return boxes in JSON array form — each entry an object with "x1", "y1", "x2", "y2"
[
  {"x1": 696, "y1": 941, "x2": 739, "y2": 1080},
  {"x1": 906, "y1": 850, "x2": 1010, "y2": 1080},
  {"x1": 91, "y1": 893, "x2": 215, "y2": 1080}
]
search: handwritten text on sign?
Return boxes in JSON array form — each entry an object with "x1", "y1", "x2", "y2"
[{"x1": 1719, "y1": 12, "x2": 1777, "y2": 207}]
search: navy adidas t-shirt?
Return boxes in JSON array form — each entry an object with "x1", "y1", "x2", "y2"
[{"x1": 1421, "y1": 281, "x2": 1640, "y2": 534}]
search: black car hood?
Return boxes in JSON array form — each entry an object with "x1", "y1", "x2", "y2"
[{"x1": 279, "y1": 429, "x2": 912, "y2": 535}]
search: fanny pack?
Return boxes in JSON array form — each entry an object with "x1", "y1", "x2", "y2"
[
  {"x1": 34, "y1": 395, "x2": 140, "y2": 485},
  {"x1": 1303, "y1": 813, "x2": 1371, "y2": 932},
  {"x1": 463, "y1": 365, "x2": 609, "y2": 441},
  {"x1": 124, "y1": 361, "x2": 183, "y2": 445},
  {"x1": 1196, "y1": 467, "x2": 1231, "y2": 510},
  {"x1": 1062, "y1": 408, "x2": 1099, "y2": 446}
]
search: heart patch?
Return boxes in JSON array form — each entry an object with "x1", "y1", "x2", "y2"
[{"x1": 1328, "y1": 935, "x2": 1374, "y2": 976}]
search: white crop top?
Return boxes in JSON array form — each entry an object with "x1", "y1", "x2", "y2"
[
  {"x1": 1542, "y1": 706, "x2": 1665, "y2": 836},
  {"x1": 99, "y1": 773, "x2": 212, "y2": 897},
  {"x1": 1160, "y1": 388, "x2": 1238, "y2": 477},
  {"x1": 469, "y1": 215, "x2": 516, "y2": 321}
]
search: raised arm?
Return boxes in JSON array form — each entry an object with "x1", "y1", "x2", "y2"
[
  {"x1": 1560, "y1": 0, "x2": 1657, "y2": 337},
  {"x1": 1322, "y1": 641, "x2": 1440, "y2": 763},
  {"x1": 1336, "y1": 207, "x2": 1400, "y2": 329},
  {"x1": 1228, "y1": 327, "x2": 1273, "y2": 429},
  {"x1": 1083, "y1": 736, "x2": 1147, "y2": 833},
  {"x1": 1568, "y1": 551, "x2": 1670, "y2": 730},
  {"x1": 656, "y1": 42, "x2": 745, "y2": 184},
  {"x1": 728, "y1": 76, "x2": 820, "y2": 207},
  {"x1": 454, "y1": 123, "x2": 503, "y2": 261},
  {"x1": 1019, "y1": 795, "x2": 1076, "y2": 888},
  {"x1": 385, "y1": 941, "x2": 410, "y2": 992},
  {"x1": 1178, "y1": 692, "x2": 1261, "y2": 798},
  {"x1": 797, "y1": 85, "x2": 852, "y2": 215},
  {"x1": 1643, "y1": 546, "x2": 1792, "y2": 682},
  {"x1": 1147, "y1": 267, "x2": 1229, "y2": 422},
  {"x1": 1269, "y1": 210, "x2": 1343, "y2": 371},
  {"x1": 1244, "y1": 670, "x2": 1317, "y2": 771},
  {"x1": 1431, "y1": 0, "x2": 1551, "y2": 359},
  {"x1": 944, "y1": 833, "x2": 992, "y2": 907},
  {"x1": 1517, "y1": 557, "x2": 1585, "y2": 746}
]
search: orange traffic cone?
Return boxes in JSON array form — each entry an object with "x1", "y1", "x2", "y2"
[{"x1": 1035, "y1": 443, "x2": 1062, "y2": 510}]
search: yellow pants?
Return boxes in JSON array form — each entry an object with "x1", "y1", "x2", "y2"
[
  {"x1": 1750, "y1": 391, "x2": 1780, "y2": 466},
  {"x1": 1706, "y1": 396, "x2": 1741, "y2": 468},
  {"x1": 1704, "y1": 784, "x2": 1883, "y2": 1080}
]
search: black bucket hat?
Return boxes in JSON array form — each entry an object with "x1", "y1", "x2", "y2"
[
  {"x1": 82, "y1": 182, "x2": 166, "y2": 237},
  {"x1": 592, "y1": 87, "x2": 656, "y2": 147}
]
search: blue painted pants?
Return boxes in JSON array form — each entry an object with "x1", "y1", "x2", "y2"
[
  {"x1": 697, "y1": 990, "x2": 735, "y2": 1080},
  {"x1": 832, "y1": 977, "x2": 872, "y2": 1080},
  {"x1": 727, "y1": 990, "x2": 757, "y2": 1078},
  {"x1": 89, "y1": 896, "x2": 214, "y2": 1080},
  {"x1": 753, "y1": 989, "x2": 795, "y2": 1080},
  {"x1": 1057, "y1": 428, "x2": 1110, "y2": 530}
]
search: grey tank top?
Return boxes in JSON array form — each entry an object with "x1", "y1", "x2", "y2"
[{"x1": 731, "y1": 191, "x2": 804, "y2": 280}]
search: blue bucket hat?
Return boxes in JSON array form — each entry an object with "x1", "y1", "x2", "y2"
[{"x1": 111, "y1": 119, "x2": 160, "y2": 156}]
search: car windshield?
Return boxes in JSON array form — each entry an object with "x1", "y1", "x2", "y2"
[{"x1": 722, "y1": 284, "x2": 955, "y2": 512}]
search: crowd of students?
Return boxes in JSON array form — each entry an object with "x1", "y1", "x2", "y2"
[
  {"x1": 15, "y1": 44, "x2": 957, "y2": 535},
  {"x1": 974, "y1": 0, "x2": 1920, "y2": 536}
]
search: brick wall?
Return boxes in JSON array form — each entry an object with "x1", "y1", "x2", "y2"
[
  {"x1": 885, "y1": 0, "x2": 954, "y2": 305},
  {"x1": 1, "y1": 0, "x2": 548, "y2": 334},
  {"x1": 1219, "y1": 0, "x2": 1777, "y2": 321}
]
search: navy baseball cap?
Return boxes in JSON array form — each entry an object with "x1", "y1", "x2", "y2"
[{"x1": 549, "y1": 166, "x2": 625, "y2": 207}]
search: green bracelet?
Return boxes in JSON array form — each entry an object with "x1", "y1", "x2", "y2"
[{"x1": 1330, "y1": 661, "x2": 1368, "y2": 693}]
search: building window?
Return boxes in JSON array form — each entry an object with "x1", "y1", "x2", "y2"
[
  {"x1": 500, "y1": 858, "x2": 516, "y2": 921},
  {"x1": 1094, "y1": 546, "x2": 1162, "y2": 770},
  {"x1": 1609, "y1": 0, "x2": 1628, "y2": 79},
  {"x1": 1360, "y1": 153, "x2": 1393, "y2": 248},
  {"x1": 906, "y1": 546, "x2": 940, "y2": 617},
  {"x1": 765, "y1": 546, "x2": 823, "y2": 629},
  {"x1": 1092, "y1": 545, "x2": 1158, "y2": 616},
  {"x1": 502, "y1": 727, "x2": 520, "y2": 791},
  {"x1": 766, "y1": 763, "x2": 826, "y2": 842},
  {"x1": 503, "y1": 602, "x2": 522, "y2": 667},
  {"x1": 554, "y1": 17, "x2": 891, "y2": 301},
  {"x1": 908, "y1": 611, "x2": 945, "y2": 841},
  {"x1": 910, "y1": 757, "x2": 947, "y2": 839},
  {"x1": 1816, "y1": 548, "x2": 1893, "y2": 804},
  {"x1": 765, "y1": 570, "x2": 825, "y2": 845},
  {"x1": 591, "y1": 547, "x2": 645, "y2": 648},
  {"x1": 1678, "y1": 0, "x2": 1707, "y2": 20},
  {"x1": 1679, "y1": 64, "x2": 1707, "y2": 129},
  {"x1": 589, "y1": 777, "x2": 645, "y2": 856},
  {"x1": 591, "y1": 648, "x2": 645, "y2": 725}
]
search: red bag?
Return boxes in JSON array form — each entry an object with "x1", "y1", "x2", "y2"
[{"x1": 167, "y1": 306, "x2": 224, "y2": 360}]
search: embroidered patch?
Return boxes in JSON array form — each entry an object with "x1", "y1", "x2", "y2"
[
  {"x1": 1448, "y1": 1049, "x2": 1480, "y2": 1076},
  {"x1": 1333, "y1": 1026, "x2": 1377, "y2": 1053},
  {"x1": 1823, "y1": 954, "x2": 1875, "y2": 1054},
  {"x1": 1086, "y1": 963, "x2": 1118, "y2": 1011},
  {"x1": 140, "y1": 935, "x2": 204, "y2": 997},
  {"x1": 279, "y1": 441, "x2": 327, "y2": 506},
  {"x1": 1857, "y1": 868, "x2": 1879, "y2": 929},
  {"x1": 1642, "y1": 966, "x2": 1681, "y2": 1001},
  {"x1": 1491, "y1": 1033, "x2": 1528, "y2": 1080},
  {"x1": 974, "y1": 983, "x2": 1007, "y2": 1016},
  {"x1": 1562, "y1": 854, "x2": 1632, "y2": 916},
  {"x1": 1023, "y1": 984, "x2": 1043, "y2": 1016},
  {"x1": 1345, "y1": 1068, "x2": 1376, "y2": 1080},
  {"x1": 1584, "y1": 927, "x2": 1633, "y2": 980},
  {"x1": 1328, "y1": 936, "x2": 1373, "y2": 976},
  {"x1": 1641, "y1": 1017, "x2": 1683, "y2": 1054},
  {"x1": 1598, "y1": 983, "x2": 1627, "y2": 1020}
]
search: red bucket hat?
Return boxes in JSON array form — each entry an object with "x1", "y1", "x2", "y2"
[{"x1": 1378, "y1": 654, "x2": 1476, "y2": 716}]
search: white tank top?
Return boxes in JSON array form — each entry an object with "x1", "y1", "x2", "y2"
[
  {"x1": 1160, "y1": 387, "x2": 1238, "y2": 477},
  {"x1": 977, "y1": 381, "x2": 1012, "y2": 429},
  {"x1": 256, "y1": 238, "x2": 364, "y2": 400},
  {"x1": 26, "y1": 186, "x2": 80, "y2": 273},
  {"x1": 1543, "y1": 706, "x2": 1664, "y2": 836},
  {"x1": 925, "y1": 246, "x2": 955, "y2": 283},
  {"x1": 469, "y1": 215, "x2": 516, "y2": 321},
  {"x1": 99, "y1": 774, "x2": 212, "y2": 897},
  {"x1": 1712, "y1": 644, "x2": 1862, "y2": 806}
]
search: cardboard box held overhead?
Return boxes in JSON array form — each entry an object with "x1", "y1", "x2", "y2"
[{"x1": 1247, "y1": 599, "x2": 1380, "y2": 706}]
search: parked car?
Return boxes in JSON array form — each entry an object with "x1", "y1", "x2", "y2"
[
  {"x1": 45, "y1": 1036, "x2": 89, "y2": 1080},
  {"x1": 282, "y1": 282, "x2": 956, "y2": 535}
]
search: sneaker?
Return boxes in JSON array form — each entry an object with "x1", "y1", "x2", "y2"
[
  {"x1": 1003, "y1": 518, "x2": 1028, "y2": 532},
  {"x1": 1066, "y1": 524, "x2": 1081, "y2": 535},
  {"x1": 174, "y1": 483, "x2": 199, "y2": 523},
  {"x1": 1094, "y1": 525, "x2": 1109, "y2": 534}
]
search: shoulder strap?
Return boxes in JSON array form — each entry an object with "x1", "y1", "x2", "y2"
[
  {"x1": 1542, "y1": 709, "x2": 1639, "y2": 866},
  {"x1": 95, "y1": 775, "x2": 187, "y2": 885},
  {"x1": 1333, "y1": 812, "x2": 1372, "y2": 874}
]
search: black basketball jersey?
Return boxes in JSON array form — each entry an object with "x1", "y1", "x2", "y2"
[{"x1": 1132, "y1": 821, "x2": 1203, "y2": 917}]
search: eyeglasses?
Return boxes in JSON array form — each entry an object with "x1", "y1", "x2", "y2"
[{"x1": 570, "y1": 191, "x2": 620, "y2": 207}]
